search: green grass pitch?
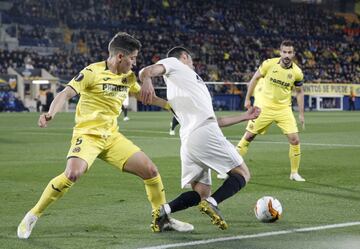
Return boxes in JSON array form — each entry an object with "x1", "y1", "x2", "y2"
[{"x1": 0, "y1": 111, "x2": 359, "y2": 249}]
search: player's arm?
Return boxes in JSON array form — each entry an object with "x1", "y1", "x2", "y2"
[
  {"x1": 139, "y1": 64, "x2": 166, "y2": 105},
  {"x1": 244, "y1": 69, "x2": 263, "y2": 109},
  {"x1": 217, "y1": 107, "x2": 261, "y2": 127},
  {"x1": 295, "y1": 86, "x2": 305, "y2": 129},
  {"x1": 38, "y1": 86, "x2": 77, "y2": 128},
  {"x1": 133, "y1": 92, "x2": 171, "y2": 111}
]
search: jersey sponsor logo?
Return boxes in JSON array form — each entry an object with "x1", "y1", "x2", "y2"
[
  {"x1": 269, "y1": 77, "x2": 291, "y2": 89},
  {"x1": 85, "y1": 68, "x2": 93, "y2": 72},
  {"x1": 74, "y1": 73, "x2": 84, "y2": 82},
  {"x1": 102, "y1": 83, "x2": 128, "y2": 98},
  {"x1": 103, "y1": 77, "x2": 111, "y2": 81},
  {"x1": 272, "y1": 70, "x2": 278, "y2": 73},
  {"x1": 103, "y1": 83, "x2": 128, "y2": 92}
]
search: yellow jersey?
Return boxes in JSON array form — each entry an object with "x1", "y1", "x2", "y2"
[
  {"x1": 68, "y1": 61, "x2": 140, "y2": 136},
  {"x1": 253, "y1": 77, "x2": 264, "y2": 107},
  {"x1": 259, "y1": 57, "x2": 303, "y2": 108}
]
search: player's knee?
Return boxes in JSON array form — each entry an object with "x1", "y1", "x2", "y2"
[
  {"x1": 142, "y1": 160, "x2": 159, "y2": 179},
  {"x1": 289, "y1": 137, "x2": 300, "y2": 145},
  {"x1": 245, "y1": 132, "x2": 256, "y2": 142},
  {"x1": 64, "y1": 168, "x2": 84, "y2": 182},
  {"x1": 191, "y1": 182, "x2": 211, "y2": 199},
  {"x1": 65, "y1": 158, "x2": 87, "y2": 182},
  {"x1": 230, "y1": 163, "x2": 251, "y2": 183}
]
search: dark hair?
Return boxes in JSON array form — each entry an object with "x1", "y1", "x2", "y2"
[
  {"x1": 108, "y1": 32, "x2": 141, "y2": 56},
  {"x1": 166, "y1": 46, "x2": 191, "y2": 58},
  {"x1": 280, "y1": 40, "x2": 294, "y2": 48}
]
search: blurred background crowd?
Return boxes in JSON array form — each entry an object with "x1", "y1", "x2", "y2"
[{"x1": 0, "y1": 0, "x2": 359, "y2": 111}]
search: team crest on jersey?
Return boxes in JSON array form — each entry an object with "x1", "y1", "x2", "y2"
[
  {"x1": 287, "y1": 74, "x2": 293, "y2": 79},
  {"x1": 121, "y1": 77, "x2": 128, "y2": 84},
  {"x1": 72, "y1": 147, "x2": 81, "y2": 153},
  {"x1": 74, "y1": 73, "x2": 84, "y2": 82},
  {"x1": 249, "y1": 123, "x2": 254, "y2": 129}
]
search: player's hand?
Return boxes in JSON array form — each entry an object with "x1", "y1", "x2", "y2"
[
  {"x1": 246, "y1": 106, "x2": 261, "y2": 120},
  {"x1": 38, "y1": 113, "x2": 52, "y2": 128},
  {"x1": 140, "y1": 79, "x2": 155, "y2": 105},
  {"x1": 244, "y1": 99, "x2": 251, "y2": 110},
  {"x1": 299, "y1": 113, "x2": 305, "y2": 130}
]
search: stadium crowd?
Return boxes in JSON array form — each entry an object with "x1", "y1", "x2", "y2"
[{"x1": 0, "y1": 0, "x2": 359, "y2": 86}]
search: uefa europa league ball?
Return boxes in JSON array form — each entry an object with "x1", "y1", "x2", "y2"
[{"x1": 254, "y1": 196, "x2": 282, "y2": 222}]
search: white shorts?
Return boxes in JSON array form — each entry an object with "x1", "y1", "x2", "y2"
[{"x1": 180, "y1": 120, "x2": 244, "y2": 188}]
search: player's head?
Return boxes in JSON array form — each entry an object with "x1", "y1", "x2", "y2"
[
  {"x1": 108, "y1": 32, "x2": 142, "y2": 73},
  {"x1": 167, "y1": 46, "x2": 194, "y2": 69},
  {"x1": 280, "y1": 40, "x2": 295, "y2": 67}
]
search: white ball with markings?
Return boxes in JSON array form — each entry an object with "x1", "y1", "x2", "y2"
[{"x1": 254, "y1": 196, "x2": 282, "y2": 222}]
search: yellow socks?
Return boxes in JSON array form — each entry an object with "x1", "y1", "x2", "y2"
[
  {"x1": 144, "y1": 175, "x2": 166, "y2": 210},
  {"x1": 30, "y1": 173, "x2": 74, "y2": 217},
  {"x1": 289, "y1": 144, "x2": 301, "y2": 173},
  {"x1": 237, "y1": 137, "x2": 250, "y2": 156}
]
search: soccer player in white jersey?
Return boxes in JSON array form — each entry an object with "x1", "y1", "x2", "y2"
[{"x1": 140, "y1": 47, "x2": 258, "y2": 231}]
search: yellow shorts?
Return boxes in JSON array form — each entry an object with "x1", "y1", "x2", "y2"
[
  {"x1": 67, "y1": 132, "x2": 141, "y2": 170},
  {"x1": 246, "y1": 106, "x2": 298, "y2": 135}
]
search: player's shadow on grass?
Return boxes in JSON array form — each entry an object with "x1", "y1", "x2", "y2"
[{"x1": 250, "y1": 181, "x2": 360, "y2": 202}]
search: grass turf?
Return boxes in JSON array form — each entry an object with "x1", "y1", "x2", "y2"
[{"x1": 0, "y1": 111, "x2": 359, "y2": 249}]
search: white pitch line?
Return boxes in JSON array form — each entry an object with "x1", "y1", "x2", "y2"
[
  {"x1": 228, "y1": 140, "x2": 360, "y2": 148},
  {"x1": 14, "y1": 131, "x2": 360, "y2": 148},
  {"x1": 137, "y1": 221, "x2": 360, "y2": 249}
]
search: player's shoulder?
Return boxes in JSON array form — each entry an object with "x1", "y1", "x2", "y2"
[
  {"x1": 84, "y1": 61, "x2": 107, "y2": 73},
  {"x1": 260, "y1": 57, "x2": 280, "y2": 70},
  {"x1": 157, "y1": 57, "x2": 178, "y2": 65},
  {"x1": 292, "y1": 61, "x2": 302, "y2": 73},
  {"x1": 125, "y1": 70, "x2": 136, "y2": 82},
  {"x1": 264, "y1": 57, "x2": 280, "y2": 65}
]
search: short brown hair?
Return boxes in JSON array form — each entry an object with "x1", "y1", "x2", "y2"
[
  {"x1": 108, "y1": 32, "x2": 141, "y2": 56},
  {"x1": 280, "y1": 40, "x2": 294, "y2": 48}
]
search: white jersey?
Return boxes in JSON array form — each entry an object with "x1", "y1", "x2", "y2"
[{"x1": 157, "y1": 57, "x2": 216, "y2": 140}]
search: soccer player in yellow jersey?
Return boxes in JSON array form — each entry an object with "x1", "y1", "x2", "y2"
[
  {"x1": 17, "y1": 32, "x2": 193, "y2": 239},
  {"x1": 237, "y1": 40, "x2": 306, "y2": 182}
]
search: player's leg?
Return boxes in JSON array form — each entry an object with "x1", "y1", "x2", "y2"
[
  {"x1": 236, "y1": 131, "x2": 256, "y2": 156},
  {"x1": 122, "y1": 105, "x2": 129, "y2": 121},
  {"x1": 123, "y1": 151, "x2": 166, "y2": 210},
  {"x1": 236, "y1": 108, "x2": 272, "y2": 157},
  {"x1": 17, "y1": 135, "x2": 101, "y2": 239},
  {"x1": 276, "y1": 108, "x2": 305, "y2": 181},
  {"x1": 100, "y1": 133, "x2": 193, "y2": 232},
  {"x1": 123, "y1": 152, "x2": 194, "y2": 232},
  {"x1": 17, "y1": 158, "x2": 88, "y2": 239},
  {"x1": 169, "y1": 116, "x2": 179, "y2": 135},
  {"x1": 201, "y1": 163, "x2": 250, "y2": 230},
  {"x1": 287, "y1": 132, "x2": 305, "y2": 181},
  {"x1": 161, "y1": 178, "x2": 210, "y2": 216}
]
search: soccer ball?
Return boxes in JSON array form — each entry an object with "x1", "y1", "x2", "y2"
[{"x1": 254, "y1": 196, "x2": 282, "y2": 222}]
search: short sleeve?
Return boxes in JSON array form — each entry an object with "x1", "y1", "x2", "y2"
[
  {"x1": 68, "y1": 67, "x2": 95, "y2": 94},
  {"x1": 259, "y1": 59, "x2": 273, "y2": 76},
  {"x1": 156, "y1": 57, "x2": 179, "y2": 75},
  {"x1": 294, "y1": 70, "x2": 304, "y2": 87},
  {"x1": 128, "y1": 73, "x2": 141, "y2": 94}
]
